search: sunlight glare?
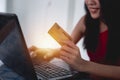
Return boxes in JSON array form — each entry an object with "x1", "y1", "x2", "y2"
[{"x1": 33, "y1": 33, "x2": 61, "y2": 48}]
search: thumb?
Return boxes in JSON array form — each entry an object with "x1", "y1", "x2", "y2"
[{"x1": 44, "y1": 53, "x2": 54, "y2": 61}]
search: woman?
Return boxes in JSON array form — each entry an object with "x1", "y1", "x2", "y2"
[
  {"x1": 59, "y1": 0, "x2": 120, "y2": 79},
  {"x1": 30, "y1": 0, "x2": 120, "y2": 79}
]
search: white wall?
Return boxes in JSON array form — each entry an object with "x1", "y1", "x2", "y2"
[
  {"x1": 0, "y1": 0, "x2": 6, "y2": 12},
  {"x1": 7, "y1": 0, "x2": 69, "y2": 48}
]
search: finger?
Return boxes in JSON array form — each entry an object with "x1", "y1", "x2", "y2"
[
  {"x1": 61, "y1": 45, "x2": 80, "y2": 56},
  {"x1": 60, "y1": 55, "x2": 71, "y2": 64},
  {"x1": 44, "y1": 52, "x2": 53, "y2": 58},
  {"x1": 30, "y1": 52, "x2": 37, "y2": 58},
  {"x1": 61, "y1": 40, "x2": 76, "y2": 49},
  {"x1": 60, "y1": 50, "x2": 72, "y2": 59},
  {"x1": 29, "y1": 45, "x2": 38, "y2": 52},
  {"x1": 44, "y1": 54, "x2": 54, "y2": 61},
  {"x1": 61, "y1": 45, "x2": 75, "y2": 55},
  {"x1": 44, "y1": 49, "x2": 60, "y2": 59}
]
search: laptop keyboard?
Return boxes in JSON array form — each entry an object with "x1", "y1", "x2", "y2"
[{"x1": 34, "y1": 61, "x2": 72, "y2": 79}]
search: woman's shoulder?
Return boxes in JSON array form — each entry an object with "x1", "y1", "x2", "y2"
[
  {"x1": 76, "y1": 15, "x2": 86, "y2": 34},
  {"x1": 78, "y1": 15, "x2": 86, "y2": 24}
]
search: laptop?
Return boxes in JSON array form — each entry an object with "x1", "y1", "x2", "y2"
[{"x1": 0, "y1": 13, "x2": 74, "y2": 80}]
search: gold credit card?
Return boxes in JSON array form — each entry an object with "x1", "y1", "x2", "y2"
[{"x1": 48, "y1": 23, "x2": 72, "y2": 46}]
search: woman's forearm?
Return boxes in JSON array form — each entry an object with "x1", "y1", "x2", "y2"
[{"x1": 80, "y1": 60, "x2": 120, "y2": 79}]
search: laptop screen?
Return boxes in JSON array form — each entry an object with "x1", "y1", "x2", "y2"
[{"x1": 0, "y1": 13, "x2": 38, "y2": 80}]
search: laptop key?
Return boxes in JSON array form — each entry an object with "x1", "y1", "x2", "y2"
[{"x1": 34, "y1": 61, "x2": 72, "y2": 79}]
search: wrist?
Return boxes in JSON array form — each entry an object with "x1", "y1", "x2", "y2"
[{"x1": 78, "y1": 59, "x2": 90, "y2": 73}]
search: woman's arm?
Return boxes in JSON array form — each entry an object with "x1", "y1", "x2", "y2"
[
  {"x1": 60, "y1": 40, "x2": 120, "y2": 79},
  {"x1": 71, "y1": 16, "x2": 86, "y2": 44},
  {"x1": 82, "y1": 60, "x2": 120, "y2": 79}
]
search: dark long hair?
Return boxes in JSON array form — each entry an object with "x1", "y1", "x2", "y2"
[
  {"x1": 83, "y1": 0, "x2": 120, "y2": 64},
  {"x1": 83, "y1": 4, "x2": 100, "y2": 52},
  {"x1": 101, "y1": 0, "x2": 120, "y2": 64}
]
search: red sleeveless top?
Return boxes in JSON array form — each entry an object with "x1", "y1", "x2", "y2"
[
  {"x1": 87, "y1": 30, "x2": 120, "y2": 80},
  {"x1": 87, "y1": 30, "x2": 108, "y2": 64},
  {"x1": 87, "y1": 30, "x2": 107, "y2": 80}
]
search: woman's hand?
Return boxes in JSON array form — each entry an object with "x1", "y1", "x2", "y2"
[
  {"x1": 59, "y1": 40, "x2": 87, "y2": 71},
  {"x1": 28, "y1": 46, "x2": 39, "y2": 58},
  {"x1": 28, "y1": 46, "x2": 60, "y2": 61}
]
